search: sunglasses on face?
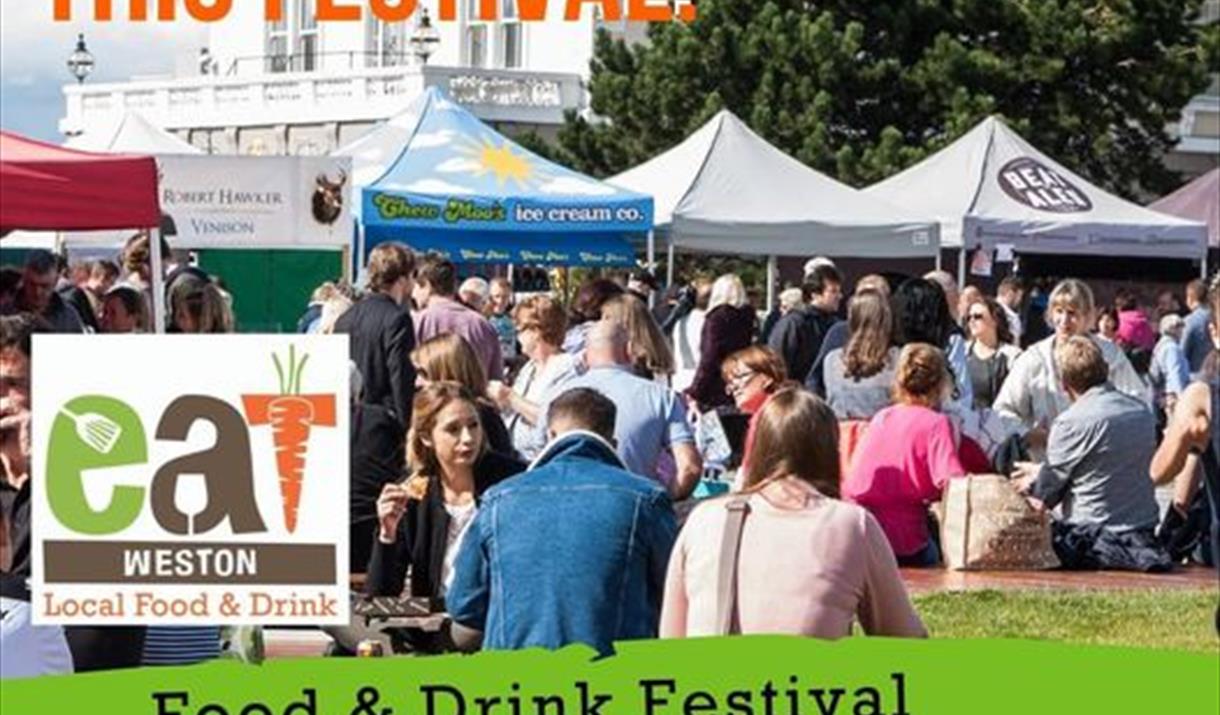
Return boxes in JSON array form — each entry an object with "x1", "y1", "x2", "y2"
[{"x1": 966, "y1": 312, "x2": 989, "y2": 322}]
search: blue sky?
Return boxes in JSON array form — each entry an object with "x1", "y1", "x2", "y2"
[{"x1": 1, "y1": 4, "x2": 204, "y2": 142}]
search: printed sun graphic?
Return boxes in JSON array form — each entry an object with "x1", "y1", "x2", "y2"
[{"x1": 455, "y1": 135, "x2": 554, "y2": 190}]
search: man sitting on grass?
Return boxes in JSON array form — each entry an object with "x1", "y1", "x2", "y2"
[{"x1": 1013, "y1": 336, "x2": 1170, "y2": 572}]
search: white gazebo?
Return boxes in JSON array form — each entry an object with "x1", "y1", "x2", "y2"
[
  {"x1": 866, "y1": 116, "x2": 1209, "y2": 282},
  {"x1": 609, "y1": 110, "x2": 940, "y2": 305}
]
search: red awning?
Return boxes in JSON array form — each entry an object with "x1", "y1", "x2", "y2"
[{"x1": 0, "y1": 130, "x2": 160, "y2": 232}]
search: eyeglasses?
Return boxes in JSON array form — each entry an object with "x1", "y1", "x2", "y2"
[
  {"x1": 725, "y1": 369, "x2": 757, "y2": 393},
  {"x1": 966, "y1": 313, "x2": 989, "y2": 322}
]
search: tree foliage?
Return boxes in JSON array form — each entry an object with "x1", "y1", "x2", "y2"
[{"x1": 551, "y1": 0, "x2": 1217, "y2": 198}]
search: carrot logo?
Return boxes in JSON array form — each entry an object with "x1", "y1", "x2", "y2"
[{"x1": 241, "y1": 346, "x2": 336, "y2": 533}]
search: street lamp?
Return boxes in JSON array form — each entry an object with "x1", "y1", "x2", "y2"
[
  {"x1": 67, "y1": 33, "x2": 94, "y2": 84},
  {"x1": 409, "y1": 9, "x2": 441, "y2": 65}
]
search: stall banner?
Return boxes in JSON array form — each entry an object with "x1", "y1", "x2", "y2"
[
  {"x1": 364, "y1": 190, "x2": 652, "y2": 233},
  {"x1": 30, "y1": 335, "x2": 350, "y2": 626},
  {"x1": 64, "y1": 156, "x2": 353, "y2": 250}
]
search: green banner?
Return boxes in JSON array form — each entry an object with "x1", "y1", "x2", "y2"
[{"x1": 2, "y1": 636, "x2": 1215, "y2": 715}]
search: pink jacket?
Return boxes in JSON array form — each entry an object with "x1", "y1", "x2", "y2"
[
  {"x1": 660, "y1": 482, "x2": 926, "y2": 639},
  {"x1": 843, "y1": 404, "x2": 966, "y2": 557}
]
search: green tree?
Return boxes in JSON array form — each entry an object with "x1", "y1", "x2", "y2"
[{"x1": 553, "y1": 0, "x2": 1216, "y2": 198}]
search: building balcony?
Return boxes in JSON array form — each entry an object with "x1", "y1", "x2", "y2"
[{"x1": 60, "y1": 60, "x2": 585, "y2": 141}]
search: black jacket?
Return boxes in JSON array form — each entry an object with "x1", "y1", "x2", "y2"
[
  {"x1": 366, "y1": 450, "x2": 526, "y2": 600},
  {"x1": 335, "y1": 292, "x2": 416, "y2": 427},
  {"x1": 350, "y1": 403, "x2": 406, "y2": 529},
  {"x1": 687, "y1": 305, "x2": 757, "y2": 410},
  {"x1": 58, "y1": 286, "x2": 98, "y2": 332},
  {"x1": 767, "y1": 306, "x2": 839, "y2": 386}
]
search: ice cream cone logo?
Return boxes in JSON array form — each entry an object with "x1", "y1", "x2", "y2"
[{"x1": 241, "y1": 345, "x2": 336, "y2": 533}]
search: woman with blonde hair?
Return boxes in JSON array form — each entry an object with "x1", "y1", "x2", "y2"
[
  {"x1": 601, "y1": 293, "x2": 674, "y2": 381},
  {"x1": 660, "y1": 388, "x2": 926, "y2": 639},
  {"x1": 843, "y1": 344, "x2": 968, "y2": 566},
  {"x1": 412, "y1": 334, "x2": 515, "y2": 457},
  {"x1": 366, "y1": 383, "x2": 524, "y2": 650},
  {"x1": 994, "y1": 278, "x2": 1146, "y2": 438},
  {"x1": 487, "y1": 294, "x2": 581, "y2": 458},
  {"x1": 687, "y1": 274, "x2": 756, "y2": 410}
]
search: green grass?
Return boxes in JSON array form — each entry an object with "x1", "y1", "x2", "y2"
[{"x1": 912, "y1": 589, "x2": 1219, "y2": 654}]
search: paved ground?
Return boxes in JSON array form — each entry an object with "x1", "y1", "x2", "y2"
[{"x1": 900, "y1": 564, "x2": 1217, "y2": 594}]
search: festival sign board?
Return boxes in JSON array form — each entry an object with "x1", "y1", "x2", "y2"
[
  {"x1": 62, "y1": 155, "x2": 353, "y2": 250},
  {"x1": 30, "y1": 335, "x2": 350, "y2": 626}
]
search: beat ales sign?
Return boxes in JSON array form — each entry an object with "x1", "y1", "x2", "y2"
[{"x1": 31, "y1": 336, "x2": 350, "y2": 625}]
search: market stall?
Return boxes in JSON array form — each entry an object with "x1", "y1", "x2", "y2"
[
  {"x1": 608, "y1": 110, "x2": 940, "y2": 304},
  {"x1": 1149, "y1": 168, "x2": 1219, "y2": 274},
  {"x1": 53, "y1": 112, "x2": 353, "y2": 332},
  {"x1": 335, "y1": 87, "x2": 652, "y2": 270},
  {"x1": 0, "y1": 129, "x2": 169, "y2": 329},
  {"x1": 865, "y1": 116, "x2": 1209, "y2": 282}
]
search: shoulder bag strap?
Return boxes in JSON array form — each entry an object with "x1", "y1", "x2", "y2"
[{"x1": 716, "y1": 497, "x2": 751, "y2": 635}]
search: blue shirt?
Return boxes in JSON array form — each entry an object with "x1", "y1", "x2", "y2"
[
  {"x1": 1181, "y1": 307, "x2": 1213, "y2": 377},
  {"x1": 536, "y1": 365, "x2": 693, "y2": 480},
  {"x1": 447, "y1": 433, "x2": 677, "y2": 654},
  {"x1": 1150, "y1": 335, "x2": 1191, "y2": 404}
]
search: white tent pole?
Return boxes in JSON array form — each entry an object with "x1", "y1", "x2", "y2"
[
  {"x1": 957, "y1": 248, "x2": 967, "y2": 288},
  {"x1": 646, "y1": 230, "x2": 656, "y2": 308},
  {"x1": 766, "y1": 256, "x2": 777, "y2": 313},
  {"x1": 935, "y1": 247, "x2": 942, "y2": 271},
  {"x1": 149, "y1": 228, "x2": 166, "y2": 334},
  {"x1": 666, "y1": 235, "x2": 675, "y2": 287},
  {"x1": 1202, "y1": 252, "x2": 1209, "y2": 280}
]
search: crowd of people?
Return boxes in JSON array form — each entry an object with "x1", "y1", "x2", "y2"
[{"x1": 2, "y1": 237, "x2": 1218, "y2": 674}]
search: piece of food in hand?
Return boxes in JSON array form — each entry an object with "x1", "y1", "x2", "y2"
[{"x1": 402, "y1": 474, "x2": 429, "y2": 500}]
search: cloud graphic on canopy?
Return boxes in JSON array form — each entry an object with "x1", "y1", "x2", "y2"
[
  {"x1": 410, "y1": 130, "x2": 457, "y2": 149},
  {"x1": 394, "y1": 178, "x2": 477, "y2": 195},
  {"x1": 435, "y1": 157, "x2": 482, "y2": 173},
  {"x1": 432, "y1": 97, "x2": 461, "y2": 112},
  {"x1": 538, "y1": 176, "x2": 617, "y2": 196}
]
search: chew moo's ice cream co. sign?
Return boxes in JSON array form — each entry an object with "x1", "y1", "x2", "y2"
[
  {"x1": 31, "y1": 336, "x2": 350, "y2": 626},
  {"x1": 997, "y1": 157, "x2": 1093, "y2": 213}
]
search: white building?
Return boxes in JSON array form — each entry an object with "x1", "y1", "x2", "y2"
[
  {"x1": 60, "y1": 1, "x2": 647, "y2": 154},
  {"x1": 1165, "y1": 0, "x2": 1220, "y2": 179}
]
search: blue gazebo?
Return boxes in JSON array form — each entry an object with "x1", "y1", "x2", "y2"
[{"x1": 343, "y1": 88, "x2": 652, "y2": 267}]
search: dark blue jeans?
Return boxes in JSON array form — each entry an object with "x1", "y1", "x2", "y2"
[{"x1": 897, "y1": 539, "x2": 941, "y2": 568}]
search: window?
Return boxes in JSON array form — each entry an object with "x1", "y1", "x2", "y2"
[
  {"x1": 264, "y1": 1, "x2": 320, "y2": 73},
  {"x1": 466, "y1": 25, "x2": 488, "y2": 68},
  {"x1": 501, "y1": 0, "x2": 521, "y2": 68},
  {"x1": 296, "y1": 0, "x2": 319, "y2": 71},
  {"x1": 266, "y1": 13, "x2": 289, "y2": 73},
  {"x1": 465, "y1": 0, "x2": 525, "y2": 69},
  {"x1": 501, "y1": 23, "x2": 521, "y2": 68},
  {"x1": 366, "y1": 15, "x2": 406, "y2": 67}
]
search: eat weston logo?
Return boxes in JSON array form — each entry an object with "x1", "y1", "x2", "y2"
[{"x1": 31, "y1": 335, "x2": 350, "y2": 626}]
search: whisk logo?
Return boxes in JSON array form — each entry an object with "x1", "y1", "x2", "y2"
[{"x1": 32, "y1": 335, "x2": 350, "y2": 626}]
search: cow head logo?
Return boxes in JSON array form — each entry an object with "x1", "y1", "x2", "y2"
[{"x1": 312, "y1": 169, "x2": 347, "y2": 225}]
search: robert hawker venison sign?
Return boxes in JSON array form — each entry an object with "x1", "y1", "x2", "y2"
[{"x1": 997, "y1": 157, "x2": 1093, "y2": 213}]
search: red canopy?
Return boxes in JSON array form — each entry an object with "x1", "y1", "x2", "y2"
[{"x1": 0, "y1": 130, "x2": 160, "y2": 232}]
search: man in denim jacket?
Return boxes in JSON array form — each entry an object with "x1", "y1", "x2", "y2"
[{"x1": 447, "y1": 388, "x2": 678, "y2": 655}]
